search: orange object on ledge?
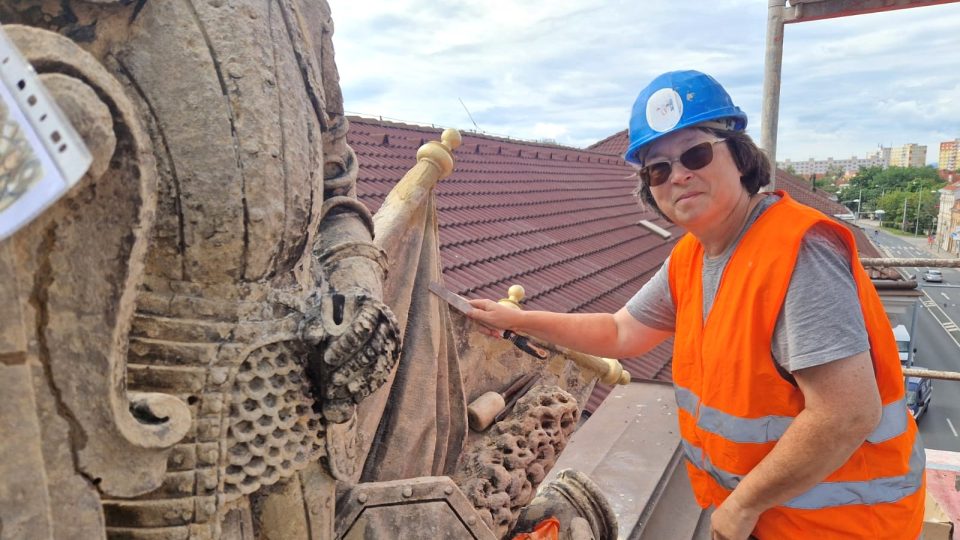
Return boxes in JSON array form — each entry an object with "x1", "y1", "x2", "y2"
[{"x1": 511, "y1": 516, "x2": 560, "y2": 540}]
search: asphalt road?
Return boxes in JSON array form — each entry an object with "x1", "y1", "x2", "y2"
[{"x1": 869, "y1": 228, "x2": 960, "y2": 451}]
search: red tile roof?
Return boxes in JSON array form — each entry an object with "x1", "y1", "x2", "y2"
[
  {"x1": 351, "y1": 120, "x2": 893, "y2": 412},
  {"x1": 348, "y1": 117, "x2": 677, "y2": 412},
  {"x1": 587, "y1": 129, "x2": 630, "y2": 157}
]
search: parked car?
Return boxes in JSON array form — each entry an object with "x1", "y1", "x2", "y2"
[
  {"x1": 905, "y1": 369, "x2": 933, "y2": 421},
  {"x1": 923, "y1": 269, "x2": 943, "y2": 283}
]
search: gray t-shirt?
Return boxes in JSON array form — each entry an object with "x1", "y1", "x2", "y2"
[{"x1": 626, "y1": 194, "x2": 869, "y2": 373}]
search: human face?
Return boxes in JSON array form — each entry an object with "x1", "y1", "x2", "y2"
[{"x1": 642, "y1": 128, "x2": 745, "y2": 229}]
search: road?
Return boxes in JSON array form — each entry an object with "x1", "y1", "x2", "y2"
[{"x1": 869, "y1": 228, "x2": 960, "y2": 451}]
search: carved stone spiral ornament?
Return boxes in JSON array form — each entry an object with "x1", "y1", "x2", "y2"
[
  {"x1": 454, "y1": 385, "x2": 580, "y2": 538},
  {"x1": 224, "y1": 341, "x2": 324, "y2": 500}
]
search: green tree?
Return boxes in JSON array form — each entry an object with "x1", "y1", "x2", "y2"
[
  {"x1": 876, "y1": 189, "x2": 940, "y2": 232},
  {"x1": 842, "y1": 166, "x2": 944, "y2": 222}
]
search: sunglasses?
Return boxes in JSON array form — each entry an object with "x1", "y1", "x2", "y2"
[{"x1": 640, "y1": 139, "x2": 727, "y2": 187}]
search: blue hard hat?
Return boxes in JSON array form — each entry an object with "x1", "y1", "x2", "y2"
[{"x1": 624, "y1": 70, "x2": 747, "y2": 166}]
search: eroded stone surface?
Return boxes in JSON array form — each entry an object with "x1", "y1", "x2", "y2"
[
  {"x1": 0, "y1": 1, "x2": 399, "y2": 537},
  {"x1": 453, "y1": 385, "x2": 580, "y2": 538}
]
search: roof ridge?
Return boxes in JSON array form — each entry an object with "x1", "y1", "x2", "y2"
[
  {"x1": 348, "y1": 114, "x2": 629, "y2": 156},
  {"x1": 586, "y1": 128, "x2": 628, "y2": 153}
]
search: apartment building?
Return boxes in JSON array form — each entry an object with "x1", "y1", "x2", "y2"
[
  {"x1": 778, "y1": 146, "x2": 888, "y2": 176},
  {"x1": 940, "y1": 139, "x2": 959, "y2": 171},
  {"x1": 936, "y1": 177, "x2": 960, "y2": 253},
  {"x1": 889, "y1": 143, "x2": 927, "y2": 168}
]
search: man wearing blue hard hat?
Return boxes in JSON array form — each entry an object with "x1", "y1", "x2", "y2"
[{"x1": 470, "y1": 70, "x2": 924, "y2": 539}]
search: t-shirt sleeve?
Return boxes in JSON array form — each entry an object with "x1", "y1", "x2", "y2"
[
  {"x1": 772, "y1": 223, "x2": 870, "y2": 372},
  {"x1": 625, "y1": 256, "x2": 677, "y2": 332}
]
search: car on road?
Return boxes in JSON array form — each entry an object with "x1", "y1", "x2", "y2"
[
  {"x1": 905, "y1": 369, "x2": 933, "y2": 421},
  {"x1": 923, "y1": 269, "x2": 943, "y2": 283}
]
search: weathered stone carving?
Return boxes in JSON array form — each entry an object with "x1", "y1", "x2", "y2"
[
  {"x1": 335, "y1": 476, "x2": 498, "y2": 540},
  {"x1": 453, "y1": 384, "x2": 581, "y2": 538},
  {"x1": 225, "y1": 340, "x2": 323, "y2": 500},
  {"x1": 509, "y1": 469, "x2": 619, "y2": 540},
  {"x1": 2, "y1": 22, "x2": 192, "y2": 499},
  {"x1": 1, "y1": 0, "x2": 400, "y2": 537},
  {"x1": 0, "y1": 1, "x2": 615, "y2": 538}
]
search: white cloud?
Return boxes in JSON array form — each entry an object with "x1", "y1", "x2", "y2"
[{"x1": 329, "y1": 1, "x2": 960, "y2": 164}]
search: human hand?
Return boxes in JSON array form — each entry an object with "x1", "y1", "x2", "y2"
[
  {"x1": 710, "y1": 497, "x2": 760, "y2": 540},
  {"x1": 466, "y1": 298, "x2": 519, "y2": 337}
]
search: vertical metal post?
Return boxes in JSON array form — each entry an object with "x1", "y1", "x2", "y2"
[
  {"x1": 760, "y1": 0, "x2": 787, "y2": 190},
  {"x1": 857, "y1": 188, "x2": 862, "y2": 222},
  {"x1": 902, "y1": 196, "x2": 909, "y2": 231},
  {"x1": 908, "y1": 299, "x2": 919, "y2": 367},
  {"x1": 915, "y1": 191, "x2": 923, "y2": 236}
]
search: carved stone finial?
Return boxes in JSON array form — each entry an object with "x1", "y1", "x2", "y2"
[
  {"x1": 498, "y1": 284, "x2": 525, "y2": 309},
  {"x1": 415, "y1": 128, "x2": 461, "y2": 178},
  {"x1": 441, "y1": 128, "x2": 462, "y2": 151}
]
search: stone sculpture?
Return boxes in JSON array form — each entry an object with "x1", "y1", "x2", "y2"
[
  {"x1": 0, "y1": 2, "x2": 616, "y2": 538},
  {"x1": 1, "y1": 1, "x2": 398, "y2": 536},
  {"x1": 453, "y1": 385, "x2": 581, "y2": 537}
]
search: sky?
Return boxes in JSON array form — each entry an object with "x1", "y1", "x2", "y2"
[{"x1": 327, "y1": 1, "x2": 960, "y2": 164}]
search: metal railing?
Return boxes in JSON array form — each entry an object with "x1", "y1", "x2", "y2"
[{"x1": 863, "y1": 256, "x2": 960, "y2": 382}]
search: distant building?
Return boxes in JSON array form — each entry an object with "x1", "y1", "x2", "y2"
[
  {"x1": 940, "y1": 139, "x2": 959, "y2": 171},
  {"x1": 889, "y1": 143, "x2": 927, "y2": 168},
  {"x1": 778, "y1": 146, "x2": 888, "y2": 176},
  {"x1": 935, "y1": 178, "x2": 960, "y2": 253}
]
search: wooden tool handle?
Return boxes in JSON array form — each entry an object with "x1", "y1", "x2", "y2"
[
  {"x1": 523, "y1": 337, "x2": 631, "y2": 385},
  {"x1": 502, "y1": 372, "x2": 536, "y2": 402},
  {"x1": 495, "y1": 375, "x2": 541, "y2": 424}
]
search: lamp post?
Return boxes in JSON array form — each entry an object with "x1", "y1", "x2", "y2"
[
  {"x1": 901, "y1": 196, "x2": 909, "y2": 231},
  {"x1": 914, "y1": 189, "x2": 937, "y2": 237},
  {"x1": 857, "y1": 188, "x2": 862, "y2": 222}
]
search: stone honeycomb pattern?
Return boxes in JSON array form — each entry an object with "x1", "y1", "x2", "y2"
[
  {"x1": 224, "y1": 341, "x2": 325, "y2": 500},
  {"x1": 454, "y1": 385, "x2": 580, "y2": 538}
]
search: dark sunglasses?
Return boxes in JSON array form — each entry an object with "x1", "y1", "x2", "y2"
[{"x1": 640, "y1": 139, "x2": 727, "y2": 187}]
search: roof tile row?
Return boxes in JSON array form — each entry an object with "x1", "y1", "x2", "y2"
[{"x1": 350, "y1": 119, "x2": 890, "y2": 413}]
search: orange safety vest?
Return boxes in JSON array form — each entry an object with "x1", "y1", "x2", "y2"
[{"x1": 668, "y1": 192, "x2": 925, "y2": 539}]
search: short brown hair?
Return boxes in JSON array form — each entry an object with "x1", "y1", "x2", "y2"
[{"x1": 634, "y1": 127, "x2": 771, "y2": 221}]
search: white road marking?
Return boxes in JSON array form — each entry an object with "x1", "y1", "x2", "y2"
[
  {"x1": 948, "y1": 418, "x2": 959, "y2": 438},
  {"x1": 944, "y1": 322, "x2": 959, "y2": 331},
  {"x1": 943, "y1": 292, "x2": 951, "y2": 300},
  {"x1": 920, "y1": 290, "x2": 960, "y2": 349}
]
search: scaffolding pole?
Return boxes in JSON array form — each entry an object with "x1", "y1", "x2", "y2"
[{"x1": 760, "y1": 0, "x2": 787, "y2": 190}]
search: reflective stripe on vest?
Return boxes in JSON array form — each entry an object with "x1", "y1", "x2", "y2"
[
  {"x1": 682, "y1": 435, "x2": 925, "y2": 509},
  {"x1": 676, "y1": 386, "x2": 910, "y2": 444}
]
